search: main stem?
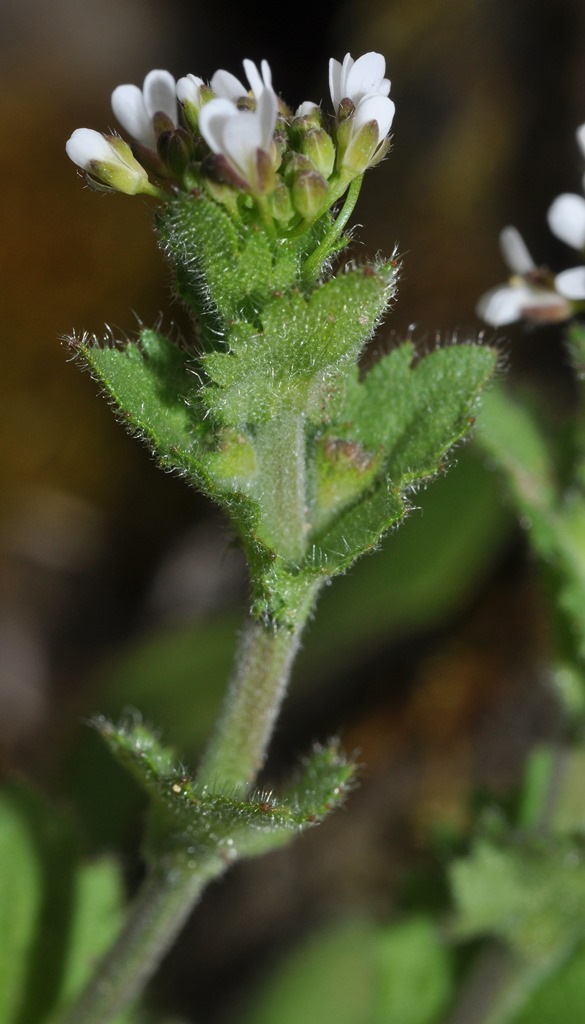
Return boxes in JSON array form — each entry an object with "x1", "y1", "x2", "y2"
[
  {"x1": 59, "y1": 859, "x2": 223, "y2": 1024},
  {"x1": 59, "y1": 409, "x2": 318, "y2": 1023}
]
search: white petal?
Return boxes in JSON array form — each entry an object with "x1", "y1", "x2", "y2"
[
  {"x1": 176, "y1": 74, "x2": 204, "y2": 106},
  {"x1": 66, "y1": 127, "x2": 113, "y2": 169},
  {"x1": 211, "y1": 68, "x2": 248, "y2": 100},
  {"x1": 198, "y1": 98, "x2": 239, "y2": 153},
  {"x1": 143, "y1": 69, "x2": 177, "y2": 124},
  {"x1": 346, "y1": 52, "x2": 388, "y2": 102},
  {"x1": 111, "y1": 84, "x2": 153, "y2": 146},
  {"x1": 256, "y1": 87, "x2": 278, "y2": 149},
  {"x1": 222, "y1": 113, "x2": 262, "y2": 179},
  {"x1": 547, "y1": 193, "x2": 585, "y2": 251},
  {"x1": 353, "y1": 94, "x2": 395, "y2": 138},
  {"x1": 296, "y1": 100, "x2": 319, "y2": 117},
  {"x1": 555, "y1": 265, "x2": 585, "y2": 299},
  {"x1": 576, "y1": 122, "x2": 585, "y2": 160},
  {"x1": 476, "y1": 284, "x2": 528, "y2": 325},
  {"x1": 243, "y1": 58, "x2": 273, "y2": 97},
  {"x1": 328, "y1": 57, "x2": 343, "y2": 110},
  {"x1": 499, "y1": 226, "x2": 535, "y2": 274}
]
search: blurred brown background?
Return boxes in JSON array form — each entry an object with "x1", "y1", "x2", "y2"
[{"x1": 1, "y1": 1, "x2": 585, "y2": 1020}]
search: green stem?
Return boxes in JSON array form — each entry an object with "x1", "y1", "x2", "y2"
[
  {"x1": 196, "y1": 586, "x2": 319, "y2": 792},
  {"x1": 57, "y1": 406, "x2": 320, "y2": 1023},
  {"x1": 58, "y1": 858, "x2": 223, "y2": 1024},
  {"x1": 301, "y1": 174, "x2": 363, "y2": 286}
]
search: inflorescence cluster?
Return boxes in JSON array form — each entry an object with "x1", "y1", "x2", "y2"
[{"x1": 66, "y1": 52, "x2": 395, "y2": 234}]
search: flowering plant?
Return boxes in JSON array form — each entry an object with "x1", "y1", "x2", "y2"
[
  {"x1": 1, "y1": 52, "x2": 498, "y2": 1024},
  {"x1": 477, "y1": 121, "x2": 585, "y2": 326}
]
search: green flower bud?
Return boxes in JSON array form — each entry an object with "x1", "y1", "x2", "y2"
[
  {"x1": 291, "y1": 169, "x2": 329, "y2": 222},
  {"x1": 299, "y1": 128, "x2": 336, "y2": 179},
  {"x1": 65, "y1": 129, "x2": 163, "y2": 197},
  {"x1": 157, "y1": 127, "x2": 193, "y2": 178}
]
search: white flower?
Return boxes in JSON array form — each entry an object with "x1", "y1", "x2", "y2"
[
  {"x1": 329, "y1": 52, "x2": 391, "y2": 111},
  {"x1": 476, "y1": 226, "x2": 569, "y2": 326},
  {"x1": 65, "y1": 128, "x2": 157, "y2": 196},
  {"x1": 211, "y1": 58, "x2": 273, "y2": 102},
  {"x1": 111, "y1": 69, "x2": 177, "y2": 149},
  {"x1": 328, "y1": 52, "x2": 394, "y2": 175},
  {"x1": 198, "y1": 87, "x2": 278, "y2": 194}
]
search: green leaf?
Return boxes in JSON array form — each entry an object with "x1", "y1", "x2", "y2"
[
  {"x1": 202, "y1": 264, "x2": 392, "y2": 424},
  {"x1": 450, "y1": 835, "x2": 585, "y2": 967},
  {"x1": 0, "y1": 785, "x2": 76, "y2": 1024},
  {"x1": 94, "y1": 718, "x2": 357, "y2": 862},
  {"x1": 239, "y1": 917, "x2": 452, "y2": 1024},
  {"x1": 477, "y1": 384, "x2": 585, "y2": 663},
  {"x1": 309, "y1": 340, "x2": 498, "y2": 574},
  {"x1": 77, "y1": 328, "x2": 208, "y2": 483},
  {"x1": 49, "y1": 859, "x2": 135, "y2": 1024},
  {"x1": 511, "y1": 939, "x2": 585, "y2": 1024},
  {"x1": 0, "y1": 784, "x2": 135, "y2": 1024}
]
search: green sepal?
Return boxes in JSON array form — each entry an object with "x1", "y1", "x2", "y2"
[
  {"x1": 307, "y1": 340, "x2": 498, "y2": 574},
  {"x1": 93, "y1": 716, "x2": 356, "y2": 862},
  {"x1": 201, "y1": 262, "x2": 395, "y2": 424}
]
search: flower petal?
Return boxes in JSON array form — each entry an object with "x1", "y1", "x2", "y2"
[
  {"x1": 296, "y1": 100, "x2": 319, "y2": 117},
  {"x1": 328, "y1": 56, "x2": 344, "y2": 110},
  {"x1": 345, "y1": 52, "x2": 389, "y2": 102},
  {"x1": 211, "y1": 68, "x2": 248, "y2": 101},
  {"x1": 547, "y1": 193, "x2": 585, "y2": 251},
  {"x1": 243, "y1": 58, "x2": 273, "y2": 97},
  {"x1": 499, "y1": 226, "x2": 535, "y2": 274},
  {"x1": 143, "y1": 69, "x2": 177, "y2": 124},
  {"x1": 476, "y1": 284, "x2": 529, "y2": 325},
  {"x1": 111, "y1": 84, "x2": 153, "y2": 147},
  {"x1": 555, "y1": 265, "x2": 585, "y2": 299},
  {"x1": 198, "y1": 98, "x2": 239, "y2": 154},
  {"x1": 353, "y1": 94, "x2": 395, "y2": 139},
  {"x1": 577, "y1": 121, "x2": 585, "y2": 160},
  {"x1": 66, "y1": 128, "x2": 115, "y2": 169},
  {"x1": 176, "y1": 74, "x2": 204, "y2": 106}
]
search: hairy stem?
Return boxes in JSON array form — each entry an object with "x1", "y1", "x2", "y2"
[
  {"x1": 58, "y1": 858, "x2": 223, "y2": 1024},
  {"x1": 196, "y1": 586, "x2": 319, "y2": 792}
]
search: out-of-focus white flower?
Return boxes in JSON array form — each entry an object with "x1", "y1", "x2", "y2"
[
  {"x1": 329, "y1": 52, "x2": 390, "y2": 111},
  {"x1": 476, "y1": 226, "x2": 570, "y2": 326},
  {"x1": 198, "y1": 87, "x2": 278, "y2": 194},
  {"x1": 211, "y1": 59, "x2": 273, "y2": 102},
  {"x1": 111, "y1": 70, "x2": 177, "y2": 149},
  {"x1": 65, "y1": 128, "x2": 160, "y2": 196}
]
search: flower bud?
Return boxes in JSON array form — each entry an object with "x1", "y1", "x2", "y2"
[
  {"x1": 176, "y1": 74, "x2": 212, "y2": 133},
  {"x1": 299, "y1": 128, "x2": 336, "y2": 179},
  {"x1": 65, "y1": 129, "x2": 161, "y2": 197},
  {"x1": 291, "y1": 168, "x2": 329, "y2": 221},
  {"x1": 157, "y1": 127, "x2": 193, "y2": 177},
  {"x1": 269, "y1": 181, "x2": 295, "y2": 223}
]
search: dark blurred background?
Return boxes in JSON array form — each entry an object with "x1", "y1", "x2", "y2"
[{"x1": 1, "y1": 1, "x2": 585, "y2": 1020}]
